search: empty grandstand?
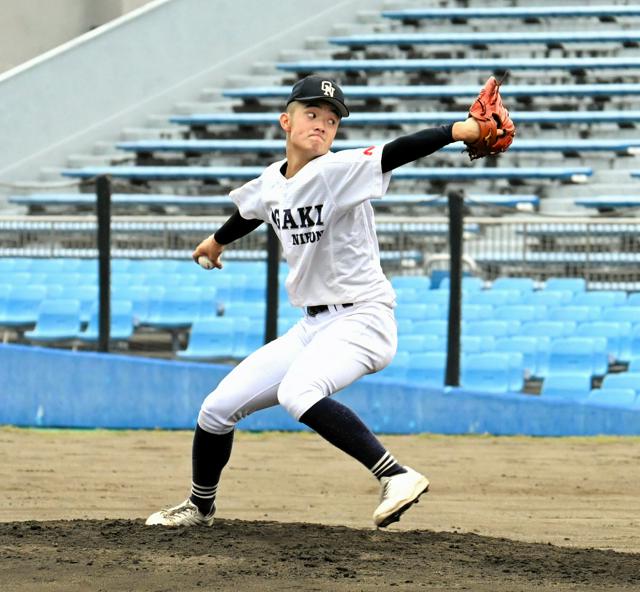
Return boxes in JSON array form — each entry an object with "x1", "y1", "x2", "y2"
[{"x1": 1, "y1": 0, "x2": 640, "y2": 421}]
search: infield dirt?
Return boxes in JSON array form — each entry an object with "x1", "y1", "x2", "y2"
[{"x1": 1, "y1": 428, "x2": 639, "y2": 591}]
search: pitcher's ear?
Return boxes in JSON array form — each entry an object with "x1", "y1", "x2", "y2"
[{"x1": 279, "y1": 112, "x2": 291, "y2": 133}]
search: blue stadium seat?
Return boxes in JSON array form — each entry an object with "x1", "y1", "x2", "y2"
[
  {"x1": 143, "y1": 287, "x2": 203, "y2": 330},
  {"x1": 67, "y1": 258, "x2": 98, "y2": 274},
  {"x1": 544, "y1": 277, "x2": 586, "y2": 293},
  {"x1": 24, "y1": 299, "x2": 82, "y2": 343},
  {"x1": 547, "y1": 305, "x2": 600, "y2": 323},
  {"x1": 627, "y1": 325, "x2": 640, "y2": 361},
  {"x1": 59, "y1": 285, "x2": 99, "y2": 323},
  {"x1": 462, "y1": 304, "x2": 493, "y2": 321},
  {"x1": 0, "y1": 285, "x2": 48, "y2": 329},
  {"x1": 223, "y1": 301, "x2": 267, "y2": 320},
  {"x1": 540, "y1": 373, "x2": 592, "y2": 400},
  {"x1": 394, "y1": 288, "x2": 420, "y2": 304},
  {"x1": 420, "y1": 290, "x2": 451, "y2": 306},
  {"x1": 464, "y1": 320, "x2": 519, "y2": 338},
  {"x1": 571, "y1": 291, "x2": 627, "y2": 308},
  {"x1": 2, "y1": 271, "x2": 41, "y2": 286},
  {"x1": 242, "y1": 282, "x2": 267, "y2": 303},
  {"x1": 225, "y1": 261, "x2": 267, "y2": 276},
  {"x1": 395, "y1": 319, "x2": 413, "y2": 337},
  {"x1": 396, "y1": 303, "x2": 443, "y2": 322},
  {"x1": 520, "y1": 290, "x2": 573, "y2": 307},
  {"x1": 601, "y1": 306, "x2": 640, "y2": 326},
  {"x1": 10, "y1": 259, "x2": 34, "y2": 271},
  {"x1": 0, "y1": 259, "x2": 16, "y2": 273},
  {"x1": 434, "y1": 276, "x2": 485, "y2": 291},
  {"x1": 77, "y1": 300, "x2": 135, "y2": 343},
  {"x1": 111, "y1": 273, "x2": 138, "y2": 287},
  {"x1": 626, "y1": 293, "x2": 640, "y2": 307},
  {"x1": 0, "y1": 284, "x2": 10, "y2": 303},
  {"x1": 211, "y1": 275, "x2": 250, "y2": 306},
  {"x1": 176, "y1": 318, "x2": 237, "y2": 361},
  {"x1": 112, "y1": 285, "x2": 157, "y2": 325},
  {"x1": 390, "y1": 275, "x2": 431, "y2": 291},
  {"x1": 411, "y1": 320, "x2": 448, "y2": 338},
  {"x1": 405, "y1": 352, "x2": 446, "y2": 387},
  {"x1": 493, "y1": 305, "x2": 545, "y2": 323},
  {"x1": 142, "y1": 273, "x2": 198, "y2": 288},
  {"x1": 461, "y1": 352, "x2": 522, "y2": 393},
  {"x1": 520, "y1": 320, "x2": 576, "y2": 338},
  {"x1": 587, "y1": 388, "x2": 637, "y2": 409},
  {"x1": 548, "y1": 337, "x2": 608, "y2": 376},
  {"x1": 398, "y1": 334, "x2": 445, "y2": 354},
  {"x1": 464, "y1": 290, "x2": 520, "y2": 306},
  {"x1": 462, "y1": 335, "x2": 495, "y2": 354},
  {"x1": 491, "y1": 277, "x2": 536, "y2": 292},
  {"x1": 574, "y1": 322, "x2": 632, "y2": 363},
  {"x1": 494, "y1": 336, "x2": 550, "y2": 379},
  {"x1": 600, "y1": 372, "x2": 640, "y2": 395}
]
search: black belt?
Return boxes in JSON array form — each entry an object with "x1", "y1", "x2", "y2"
[{"x1": 306, "y1": 303, "x2": 353, "y2": 317}]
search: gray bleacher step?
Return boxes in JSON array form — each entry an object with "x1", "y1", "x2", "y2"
[
  {"x1": 39, "y1": 166, "x2": 76, "y2": 183},
  {"x1": 278, "y1": 48, "x2": 338, "y2": 63},
  {"x1": 303, "y1": 36, "x2": 329, "y2": 50},
  {"x1": 198, "y1": 88, "x2": 222, "y2": 102},
  {"x1": 172, "y1": 101, "x2": 238, "y2": 115},
  {"x1": 355, "y1": 10, "x2": 384, "y2": 25},
  {"x1": 145, "y1": 114, "x2": 188, "y2": 128},
  {"x1": 224, "y1": 73, "x2": 286, "y2": 89},
  {"x1": 249, "y1": 62, "x2": 279, "y2": 76},
  {"x1": 120, "y1": 127, "x2": 186, "y2": 141},
  {"x1": 92, "y1": 141, "x2": 117, "y2": 156},
  {"x1": 66, "y1": 153, "x2": 133, "y2": 168},
  {"x1": 277, "y1": 49, "x2": 313, "y2": 63}
]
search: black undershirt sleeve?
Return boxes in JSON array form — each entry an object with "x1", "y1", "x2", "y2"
[
  {"x1": 213, "y1": 124, "x2": 455, "y2": 245},
  {"x1": 213, "y1": 210, "x2": 263, "y2": 245},
  {"x1": 381, "y1": 123, "x2": 455, "y2": 173}
]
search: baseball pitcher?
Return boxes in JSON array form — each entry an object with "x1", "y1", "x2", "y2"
[{"x1": 146, "y1": 75, "x2": 514, "y2": 528}]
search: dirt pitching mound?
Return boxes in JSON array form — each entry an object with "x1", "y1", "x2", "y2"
[{"x1": 2, "y1": 519, "x2": 639, "y2": 592}]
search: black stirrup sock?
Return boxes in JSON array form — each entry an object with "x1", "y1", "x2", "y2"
[
  {"x1": 189, "y1": 424, "x2": 234, "y2": 514},
  {"x1": 299, "y1": 397, "x2": 406, "y2": 480}
]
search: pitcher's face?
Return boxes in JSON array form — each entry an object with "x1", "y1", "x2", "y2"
[{"x1": 280, "y1": 101, "x2": 340, "y2": 159}]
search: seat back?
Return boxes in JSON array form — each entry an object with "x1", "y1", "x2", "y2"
[{"x1": 541, "y1": 373, "x2": 592, "y2": 399}]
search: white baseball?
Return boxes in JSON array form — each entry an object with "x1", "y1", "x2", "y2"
[{"x1": 198, "y1": 255, "x2": 215, "y2": 270}]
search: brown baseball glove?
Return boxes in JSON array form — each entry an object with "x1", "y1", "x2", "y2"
[{"x1": 465, "y1": 75, "x2": 516, "y2": 161}]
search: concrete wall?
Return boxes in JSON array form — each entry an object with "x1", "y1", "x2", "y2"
[
  {"x1": 0, "y1": 0, "x2": 382, "y2": 194},
  {"x1": 1, "y1": 344, "x2": 639, "y2": 435},
  {"x1": 0, "y1": 0, "x2": 154, "y2": 73}
]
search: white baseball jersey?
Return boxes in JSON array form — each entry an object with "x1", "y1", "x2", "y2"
[{"x1": 229, "y1": 145, "x2": 395, "y2": 307}]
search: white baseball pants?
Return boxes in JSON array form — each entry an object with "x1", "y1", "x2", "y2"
[{"x1": 198, "y1": 302, "x2": 397, "y2": 434}]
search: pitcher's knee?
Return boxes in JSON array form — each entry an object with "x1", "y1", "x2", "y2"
[
  {"x1": 277, "y1": 382, "x2": 325, "y2": 421},
  {"x1": 198, "y1": 392, "x2": 237, "y2": 435}
]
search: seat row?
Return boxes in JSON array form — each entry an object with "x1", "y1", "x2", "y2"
[{"x1": 370, "y1": 348, "x2": 640, "y2": 406}]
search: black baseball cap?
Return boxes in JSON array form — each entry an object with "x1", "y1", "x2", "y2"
[{"x1": 286, "y1": 76, "x2": 350, "y2": 118}]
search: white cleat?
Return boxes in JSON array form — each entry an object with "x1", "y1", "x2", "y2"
[
  {"x1": 145, "y1": 499, "x2": 215, "y2": 527},
  {"x1": 373, "y1": 466, "x2": 430, "y2": 528}
]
